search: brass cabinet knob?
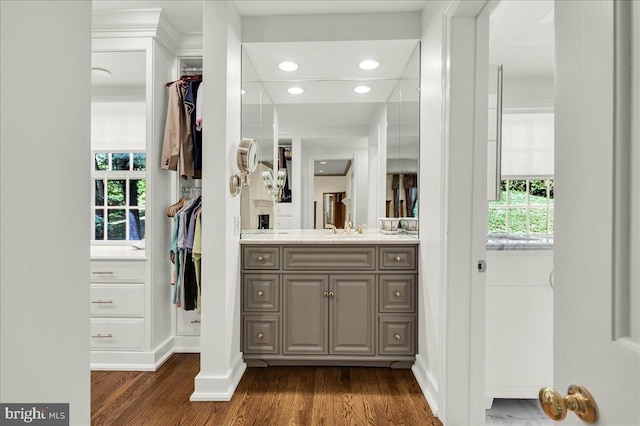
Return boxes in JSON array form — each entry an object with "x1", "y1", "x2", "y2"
[
  {"x1": 257, "y1": 333, "x2": 264, "y2": 340},
  {"x1": 394, "y1": 291, "x2": 401, "y2": 297},
  {"x1": 257, "y1": 256, "x2": 264, "y2": 261},
  {"x1": 394, "y1": 334, "x2": 401, "y2": 340},
  {"x1": 328, "y1": 291, "x2": 335, "y2": 297},
  {"x1": 323, "y1": 291, "x2": 329, "y2": 297},
  {"x1": 257, "y1": 290, "x2": 264, "y2": 297},
  {"x1": 539, "y1": 385, "x2": 598, "y2": 423},
  {"x1": 394, "y1": 256, "x2": 401, "y2": 262}
]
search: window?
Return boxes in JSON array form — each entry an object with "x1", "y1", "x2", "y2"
[
  {"x1": 488, "y1": 178, "x2": 554, "y2": 235},
  {"x1": 91, "y1": 151, "x2": 146, "y2": 241}
]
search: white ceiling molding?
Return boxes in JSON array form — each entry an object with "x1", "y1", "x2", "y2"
[{"x1": 92, "y1": 8, "x2": 182, "y2": 53}]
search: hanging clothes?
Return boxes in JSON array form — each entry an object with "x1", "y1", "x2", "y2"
[{"x1": 169, "y1": 195, "x2": 202, "y2": 311}]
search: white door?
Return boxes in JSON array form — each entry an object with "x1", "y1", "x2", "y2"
[{"x1": 553, "y1": 1, "x2": 640, "y2": 424}]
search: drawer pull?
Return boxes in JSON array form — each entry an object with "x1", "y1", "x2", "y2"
[
  {"x1": 323, "y1": 291, "x2": 329, "y2": 297},
  {"x1": 328, "y1": 291, "x2": 335, "y2": 297},
  {"x1": 92, "y1": 333, "x2": 113, "y2": 339},
  {"x1": 190, "y1": 320, "x2": 201, "y2": 324},
  {"x1": 257, "y1": 333, "x2": 264, "y2": 339},
  {"x1": 394, "y1": 291, "x2": 401, "y2": 297},
  {"x1": 257, "y1": 256, "x2": 265, "y2": 261},
  {"x1": 394, "y1": 334, "x2": 401, "y2": 340},
  {"x1": 394, "y1": 256, "x2": 401, "y2": 262},
  {"x1": 92, "y1": 300, "x2": 113, "y2": 304},
  {"x1": 92, "y1": 271, "x2": 114, "y2": 275},
  {"x1": 257, "y1": 290, "x2": 264, "y2": 297}
]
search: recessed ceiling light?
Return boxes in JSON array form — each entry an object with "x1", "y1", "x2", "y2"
[
  {"x1": 353, "y1": 85, "x2": 371, "y2": 94},
  {"x1": 320, "y1": 161, "x2": 327, "y2": 165},
  {"x1": 91, "y1": 67, "x2": 112, "y2": 78},
  {"x1": 288, "y1": 86, "x2": 304, "y2": 95},
  {"x1": 279, "y1": 61, "x2": 299, "y2": 72},
  {"x1": 359, "y1": 59, "x2": 379, "y2": 70},
  {"x1": 319, "y1": 170, "x2": 324, "y2": 173}
]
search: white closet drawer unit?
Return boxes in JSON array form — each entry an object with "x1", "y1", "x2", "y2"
[
  {"x1": 176, "y1": 309, "x2": 201, "y2": 336},
  {"x1": 90, "y1": 318, "x2": 145, "y2": 351},
  {"x1": 90, "y1": 284, "x2": 144, "y2": 317},
  {"x1": 90, "y1": 260, "x2": 146, "y2": 283}
]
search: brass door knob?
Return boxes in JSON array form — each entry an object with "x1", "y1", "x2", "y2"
[
  {"x1": 394, "y1": 291, "x2": 401, "y2": 297},
  {"x1": 394, "y1": 256, "x2": 401, "y2": 261},
  {"x1": 257, "y1": 290, "x2": 264, "y2": 297},
  {"x1": 323, "y1": 291, "x2": 329, "y2": 297},
  {"x1": 539, "y1": 385, "x2": 598, "y2": 423},
  {"x1": 394, "y1": 334, "x2": 401, "y2": 340},
  {"x1": 257, "y1": 256, "x2": 264, "y2": 261},
  {"x1": 257, "y1": 333, "x2": 264, "y2": 340},
  {"x1": 328, "y1": 291, "x2": 335, "y2": 297}
]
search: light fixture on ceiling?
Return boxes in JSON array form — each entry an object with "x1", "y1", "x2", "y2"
[
  {"x1": 353, "y1": 85, "x2": 371, "y2": 94},
  {"x1": 91, "y1": 67, "x2": 112, "y2": 78},
  {"x1": 320, "y1": 161, "x2": 327, "y2": 165},
  {"x1": 279, "y1": 61, "x2": 299, "y2": 72},
  {"x1": 288, "y1": 86, "x2": 304, "y2": 95},
  {"x1": 358, "y1": 59, "x2": 379, "y2": 70},
  {"x1": 318, "y1": 170, "x2": 324, "y2": 173}
]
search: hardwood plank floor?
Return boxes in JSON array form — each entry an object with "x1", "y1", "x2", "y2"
[{"x1": 91, "y1": 354, "x2": 442, "y2": 426}]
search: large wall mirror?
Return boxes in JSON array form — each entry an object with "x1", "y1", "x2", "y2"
[{"x1": 241, "y1": 40, "x2": 420, "y2": 234}]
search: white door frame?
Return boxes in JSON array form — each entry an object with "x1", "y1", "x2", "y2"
[{"x1": 438, "y1": 1, "x2": 491, "y2": 424}]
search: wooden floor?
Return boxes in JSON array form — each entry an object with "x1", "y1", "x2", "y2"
[{"x1": 92, "y1": 353, "x2": 442, "y2": 426}]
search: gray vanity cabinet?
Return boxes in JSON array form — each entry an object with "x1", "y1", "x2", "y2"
[{"x1": 241, "y1": 244, "x2": 417, "y2": 367}]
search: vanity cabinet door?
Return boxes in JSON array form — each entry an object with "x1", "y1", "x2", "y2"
[
  {"x1": 283, "y1": 274, "x2": 328, "y2": 355},
  {"x1": 329, "y1": 274, "x2": 375, "y2": 355}
]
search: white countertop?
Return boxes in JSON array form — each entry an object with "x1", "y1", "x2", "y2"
[
  {"x1": 90, "y1": 245, "x2": 147, "y2": 260},
  {"x1": 240, "y1": 230, "x2": 419, "y2": 245}
]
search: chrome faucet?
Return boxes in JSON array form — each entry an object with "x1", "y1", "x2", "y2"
[
  {"x1": 355, "y1": 224, "x2": 368, "y2": 235},
  {"x1": 326, "y1": 224, "x2": 338, "y2": 235},
  {"x1": 344, "y1": 221, "x2": 353, "y2": 236}
]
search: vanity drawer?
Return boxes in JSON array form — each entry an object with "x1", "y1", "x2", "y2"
[
  {"x1": 90, "y1": 284, "x2": 144, "y2": 317},
  {"x1": 378, "y1": 315, "x2": 416, "y2": 355},
  {"x1": 243, "y1": 274, "x2": 280, "y2": 312},
  {"x1": 379, "y1": 246, "x2": 417, "y2": 270},
  {"x1": 283, "y1": 246, "x2": 375, "y2": 270},
  {"x1": 243, "y1": 246, "x2": 280, "y2": 270},
  {"x1": 243, "y1": 315, "x2": 280, "y2": 354},
  {"x1": 378, "y1": 275, "x2": 416, "y2": 313},
  {"x1": 90, "y1": 318, "x2": 145, "y2": 351},
  {"x1": 90, "y1": 260, "x2": 146, "y2": 283}
]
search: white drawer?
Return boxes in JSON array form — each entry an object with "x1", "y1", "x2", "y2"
[
  {"x1": 90, "y1": 260, "x2": 146, "y2": 283},
  {"x1": 275, "y1": 203, "x2": 292, "y2": 216},
  {"x1": 90, "y1": 284, "x2": 144, "y2": 317},
  {"x1": 177, "y1": 309, "x2": 201, "y2": 336},
  {"x1": 90, "y1": 318, "x2": 145, "y2": 351}
]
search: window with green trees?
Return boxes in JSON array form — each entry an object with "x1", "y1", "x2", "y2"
[
  {"x1": 488, "y1": 178, "x2": 554, "y2": 235},
  {"x1": 91, "y1": 151, "x2": 146, "y2": 241}
]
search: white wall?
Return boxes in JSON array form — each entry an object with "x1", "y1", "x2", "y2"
[
  {"x1": 0, "y1": 1, "x2": 91, "y2": 424},
  {"x1": 413, "y1": 1, "x2": 449, "y2": 416},
  {"x1": 193, "y1": 1, "x2": 246, "y2": 400}
]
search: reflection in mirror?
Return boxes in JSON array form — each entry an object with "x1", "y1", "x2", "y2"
[
  {"x1": 241, "y1": 40, "x2": 420, "y2": 234},
  {"x1": 91, "y1": 51, "x2": 147, "y2": 242}
]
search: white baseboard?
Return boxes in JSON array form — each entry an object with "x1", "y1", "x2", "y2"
[
  {"x1": 190, "y1": 352, "x2": 247, "y2": 401},
  {"x1": 173, "y1": 335, "x2": 201, "y2": 353},
  {"x1": 412, "y1": 355, "x2": 439, "y2": 416},
  {"x1": 91, "y1": 337, "x2": 175, "y2": 371}
]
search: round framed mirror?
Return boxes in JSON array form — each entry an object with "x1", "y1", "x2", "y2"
[{"x1": 237, "y1": 138, "x2": 259, "y2": 174}]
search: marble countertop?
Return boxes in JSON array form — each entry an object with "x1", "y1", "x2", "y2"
[
  {"x1": 91, "y1": 245, "x2": 147, "y2": 260},
  {"x1": 240, "y1": 230, "x2": 419, "y2": 245},
  {"x1": 486, "y1": 234, "x2": 553, "y2": 251}
]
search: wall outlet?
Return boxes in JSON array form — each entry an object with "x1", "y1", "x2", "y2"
[{"x1": 234, "y1": 216, "x2": 241, "y2": 235}]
